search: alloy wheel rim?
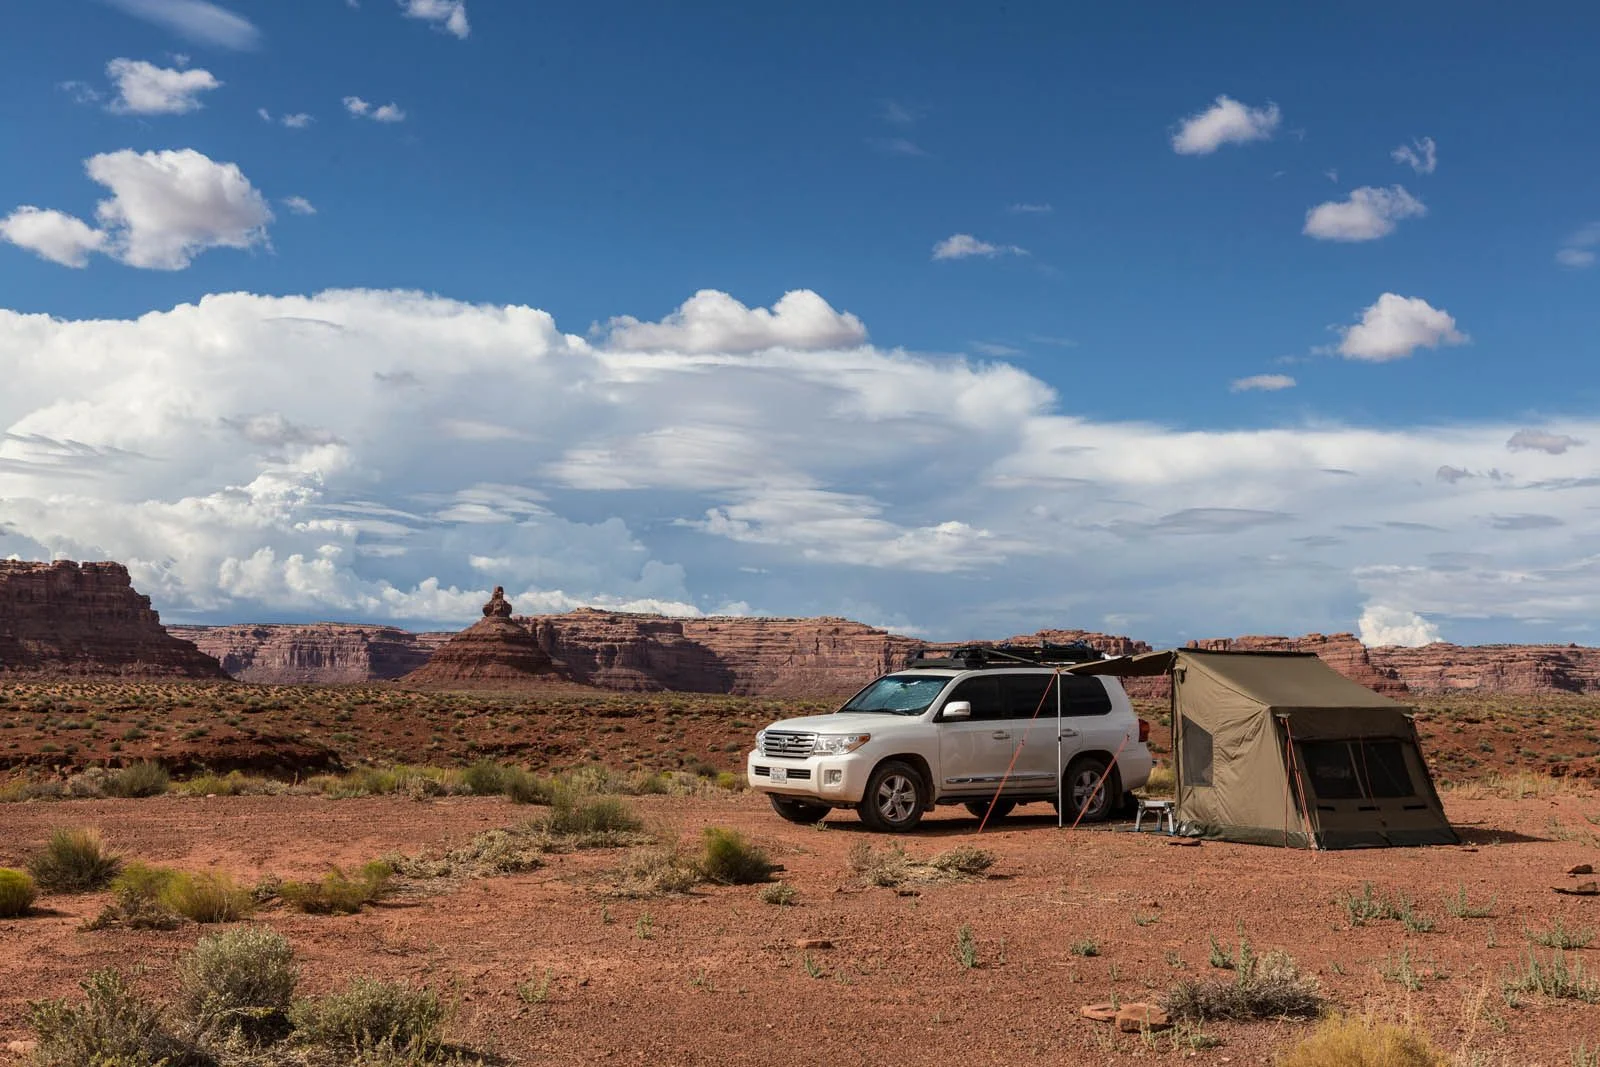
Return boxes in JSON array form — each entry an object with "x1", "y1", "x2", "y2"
[
  {"x1": 878, "y1": 774, "x2": 916, "y2": 822},
  {"x1": 1072, "y1": 770, "x2": 1102, "y2": 812}
]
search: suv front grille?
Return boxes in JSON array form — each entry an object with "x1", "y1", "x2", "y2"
[{"x1": 760, "y1": 730, "x2": 816, "y2": 758}]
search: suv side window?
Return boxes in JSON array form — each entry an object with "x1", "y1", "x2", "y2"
[
  {"x1": 1000, "y1": 674, "x2": 1055, "y2": 720},
  {"x1": 943, "y1": 676, "x2": 1004, "y2": 721},
  {"x1": 1062, "y1": 676, "x2": 1112, "y2": 716}
]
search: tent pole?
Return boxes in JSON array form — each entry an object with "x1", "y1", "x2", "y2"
[
  {"x1": 1168, "y1": 668, "x2": 1179, "y2": 823},
  {"x1": 1056, "y1": 668, "x2": 1064, "y2": 829}
]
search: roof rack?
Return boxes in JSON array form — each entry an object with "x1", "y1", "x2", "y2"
[{"x1": 903, "y1": 642, "x2": 1105, "y2": 670}]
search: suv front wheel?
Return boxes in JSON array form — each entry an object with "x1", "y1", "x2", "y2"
[{"x1": 858, "y1": 760, "x2": 925, "y2": 833}]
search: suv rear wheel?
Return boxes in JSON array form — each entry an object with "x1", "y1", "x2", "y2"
[
  {"x1": 769, "y1": 795, "x2": 830, "y2": 825},
  {"x1": 858, "y1": 759, "x2": 925, "y2": 833},
  {"x1": 963, "y1": 797, "x2": 1016, "y2": 822},
  {"x1": 1061, "y1": 757, "x2": 1118, "y2": 823}
]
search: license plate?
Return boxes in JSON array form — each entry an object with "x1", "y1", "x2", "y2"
[{"x1": 769, "y1": 767, "x2": 788, "y2": 784}]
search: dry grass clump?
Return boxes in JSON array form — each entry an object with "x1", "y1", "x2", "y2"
[
  {"x1": 28, "y1": 827, "x2": 121, "y2": 892},
  {"x1": 0, "y1": 868, "x2": 38, "y2": 917},
  {"x1": 1446, "y1": 770, "x2": 1589, "y2": 800},
  {"x1": 83, "y1": 862, "x2": 253, "y2": 928},
  {"x1": 1140, "y1": 764, "x2": 1176, "y2": 798},
  {"x1": 104, "y1": 761, "x2": 171, "y2": 798},
  {"x1": 846, "y1": 842, "x2": 996, "y2": 887},
  {"x1": 175, "y1": 770, "x2": 281, "y2": 797},
  {"x1": 162, "y1": 870, "x2": 255, "y2": 924},
  {"x1": 1164, "y1": 947, "x2": 1322, "y2": 1021},
  {"x1": 612, "y1": 842, "x2": 704, "y2": 898},
  {"x1": 700, "y1": 827, "x2": 777, "y2": 885},
  {"x1": 758, "y1": 881, "x2": 797, "y2": 905},
  {"x1": 1276, "y1": 1016, "x2": 1444, "y2": 1067},
  {"x1": 278, "y1": 861, "x2": 394, "y2": 915},
  {"x1": 26, "y1": 930, "x2": 479, "y2": 1066}
]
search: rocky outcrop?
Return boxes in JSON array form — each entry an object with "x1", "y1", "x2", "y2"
[
  {"x1": 402, "y1": 590, "x2": 564, "y2": 687},
  {"x1": 0, "y1": 560, "x2": 226, "y2": 678},
  {"x1": 1370, "y1": 643, "x2": 1600, "y2": 694},
  {"x1": 1188, "y1": 633, "x2": 1408, "y2": 696},
  {"x1": 530, "y1": 610, "x2": 921, "y2": 697},
  {"x1": 169, "y1": 624, "x2": 451, "y2": 684}
]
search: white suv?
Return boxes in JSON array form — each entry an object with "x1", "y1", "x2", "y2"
[{"x1": 747, "y1": 659, "x2": 1153, "y2": 832}]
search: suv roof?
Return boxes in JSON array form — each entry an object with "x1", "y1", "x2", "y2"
[{"x1": 903, "y1": 643, "x2": 1105, "y2": 671}]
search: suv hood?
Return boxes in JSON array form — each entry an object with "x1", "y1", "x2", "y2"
[{"x1": 763, "y1": 712, "x2": 908, "y2": 734}]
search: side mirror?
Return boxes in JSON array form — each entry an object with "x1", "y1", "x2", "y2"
[{"x1": 940, "y1": 701, "x2": 972, "y2": 721}]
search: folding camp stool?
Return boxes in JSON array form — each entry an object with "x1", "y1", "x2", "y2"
[{"x1": 1134, "y1": 798, "x2": 1174, "y2": 834}]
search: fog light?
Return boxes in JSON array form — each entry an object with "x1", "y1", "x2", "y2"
[{"x1": 824, "y1": 769, "x2": 842, "y2": 785}]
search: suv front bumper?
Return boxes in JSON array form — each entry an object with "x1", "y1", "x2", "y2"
[{"x1": 746, "y1": 749, "x2": 872, "y2": 805}]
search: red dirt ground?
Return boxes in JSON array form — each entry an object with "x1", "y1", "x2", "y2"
[{"x1": 4, "y1": 788, "x2": 1599, "y2": 1065}]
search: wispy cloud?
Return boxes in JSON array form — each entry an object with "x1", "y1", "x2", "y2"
[
  {"x1": 880, "y1": 99, "x2": 919, "y2": 125},
  {"x1": 1391, "y1": 136, "x2": 1438, "y2": 175},
  {"x1": 282, "y1": 196, "x2": 317, "y2": 216},
  {"x1": 932, "y1": 234, "x2": 1027, "y2": 261},
  {"x1": 1556, "y1": 222, "x2": 1600, "y2": 269},
  {"x1": 397, "y1": 0, "x2": 469, "y2": 38},
  {"x1": 869, "y1": 137, "x2": 928, "y2": 158},
  {"x1": 103, "y1": 0, "x2": 261, "y2": 49},
  {"x1": 344, "y1": 96, "x2": 406, "y2": 122},
  {"x1": 1507, "y1": 430, "x2": 1584, "y2": 455},
  {"x1": 1230, "y1": 373, "x2": 1295, "y2": 393},
  {"x1": 1007, "y1": 203, "x2": 1053, "y2": 214}
]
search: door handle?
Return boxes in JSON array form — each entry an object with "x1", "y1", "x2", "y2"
[
  {"x1": 991, "y1": 730, "x2": 1011, "y2": 740},
  {"x1": 1059, "y1": 729, "x2": 1079, "y2": 739}
]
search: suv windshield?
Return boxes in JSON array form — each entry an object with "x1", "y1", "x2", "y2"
[{"x1": 839, "y1": 674, "x2": 951, "y2": 715}]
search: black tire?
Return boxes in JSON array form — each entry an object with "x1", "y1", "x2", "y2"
[
  {"x1": 769, "y1": 795, "x2": 830, "y2": 825},
  {"x1": 1061, "y1": 757, "x2": 1118, "y2": 823},
  {"x1": 858, "y1": 759, "x2": 926, "y2": 833},
  {"x1": 963, "y1": 797, "x2": 1017, "y2": 822}
]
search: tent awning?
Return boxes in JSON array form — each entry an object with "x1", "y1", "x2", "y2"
[{"x1": 1062, "y1": 650, "x2": 1175, "y2": 677}]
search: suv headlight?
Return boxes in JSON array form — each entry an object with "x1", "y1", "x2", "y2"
[
  {"x1": 755, "y1": 730, "x2": 767, "y2": 751},
  {"x1": 813, "y1": 733, "x2": 871, "y2": 755}
]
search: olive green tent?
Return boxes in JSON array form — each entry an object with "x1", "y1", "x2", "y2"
[{"x1": 1069, "y1": 648, "x2": 1457, "y2": 849}]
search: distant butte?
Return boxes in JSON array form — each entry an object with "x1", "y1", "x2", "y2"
[{"x1": 399, "y1": 587, "x2": 567, "y2": 688}]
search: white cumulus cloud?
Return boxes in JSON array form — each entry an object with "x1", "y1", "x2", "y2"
[
  {"x1": 1337, "y1": 293, "x2": 1466, "y2": 362},
  {"x1": 1391, "y1": 136, "x2": 1437, "y2": 175},
  {"x1": 1358, "y1": 604, "x2": 1442, "y2": 647},
  {"x1": 932, "y1": 234, "x2": 1027, "y2": 260},
  {"x1": 106, "y1": 58, "x2": 220, "y2": 114},
  {"x1": 1170, "y1": 95, "x2": 1281, "y2": 155},
  {"x1": 2, "y1": 150, "x2": 272, "y2": 271},
  {"x1": 344, "y1": 96, "x2": 406, "y2": 122},
  {"x1": 1304, "y1": 186, "x2": 1426, "y2": 242},
  {"x1": 602, "y1": 289, "x2": 867, "y2": 353},
  {"x1": 1230, "y1": 374, "x2": 1295, "y2": 393},
  {"x1": 0, "y1": 207, "x2": 107, "y2": 268},
  {"x1": 398, "y1": 0, "x2": 470, "y2": 38}
]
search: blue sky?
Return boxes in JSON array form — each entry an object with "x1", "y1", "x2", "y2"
[{"x1": 1, "y1": 1, "x2": 1597, "y2": 647}]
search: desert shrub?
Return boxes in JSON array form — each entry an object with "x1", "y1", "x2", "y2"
[
  {"x1": 279, "y1": 861, "x2": 393, "y2": 915},
  {"x1": 929, "y1": 845, "x2": 995, "y2": 876},
  {"x1": 176, "y1": 770, "x2": 275, "y2": 797},
  {"x1": 502, "y1": 768, "x2": 554, "y2": 805},
  {"x1": 1277, "y1": 1016, "x2": 1444, "y2": 1067},
  {"x1": 84, "y1": 863, "x2": 181, "y2": 931},
  {"x1": 177, "y1": 925, "x2": 297, "y2": 1042},
  {"x1": 28, "y1": 827, "x2": 122, "y2": 892},
  {"x1": 542, "y1": 793, "x2": 643, "y2": 836},
  {"x1": 1528, "y1": 918, "x2": 1596, "y2": 950},
  {"x1": 105, "y1": 761, "x2": 170, "y2": 798},
  {"x1": 27, "y1": 968, "x2": 182, "y2": 1067},
  {"x1": 440, "y1": 829, "x2": 544, "y2": 875},
  {"x1": 290, "y1": 977, "x2": 445, "y2": 1056},
  {"x1": 699, "y1": 827, "x2": 776, "y2": 885},
  {"x1": 1164, "y1": 948, "x2": 1321, "y2": 1021},
  {"x1": 0, "y1": 868, "x2": 38, "y2": 917},
  {"x1": 1140, "y1": 764, "x2": 1176, "y2": 798},
  {"x1": 162, "y1": 870, "x2": 254, "y2": 924},
  {"x1": 758, "y1": 881, "x2": 797, "y2": 905},
  {"x1": 847, "y1": 842, "x2": 911, "y2": 887},
  {"x1": 0, "y1": 776, "x2": 66, "y2": 803},
  {"x1": 460, "y1": 760, "x2": 510, "y2": 796},
  {"x1": 612, "y1": 843, "x2": 703, "y2": 897}
]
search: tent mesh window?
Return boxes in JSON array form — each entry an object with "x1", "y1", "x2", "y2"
[
  {"x1": 1302, "y1": 740, "x2": 1417, "y2": 800},
  {"x1": 1179, "y1": 717, "x2": 1212, "y2": 786}
]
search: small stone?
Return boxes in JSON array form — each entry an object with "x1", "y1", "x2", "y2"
[
  {"x1": 6, "y1": 1040, "x2": 39, "y2": 1055},
  {"x1": 1554, "y1": 881, "x2": 1600, "y2": 896},
  {"x1": 795, "y1": 938, "x2": 832, "y2": 950},
  {"x1": 1079, "y1": 1002, "x2": 1118, "y2": 1022},
  {"x1": 1568, "y1": 864, "x2": 1594, "y2": 876},
  {"x1": 895, "y1": 888, "x2": 921, "y2": 897},
  {"x1": 1115, "y1": 1003, "x2": 1171, "y2": 1033},
  {"x1": 1166, "y1": 838, "x2": 1201, "y2": 847}
]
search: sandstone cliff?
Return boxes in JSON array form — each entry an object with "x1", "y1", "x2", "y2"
[
  {"x1": 1188, "y1": 633, "x2": 1407, "y2": 696},
  {"x1": 529, "y1": 610, "x2": 921, "y2": 697},
  {"x1": 169, "y1": 623, "x2": 451, "y2": 684},
  {"x1": 403, "y1": 589, "x2": 565, "y2": 687},
  {"x1": 1370, "y1": 643, "x2": 1600, "y2": 694},
  {"x1": 0, "y1": 560, "x2": 226, "y2": 678}
]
